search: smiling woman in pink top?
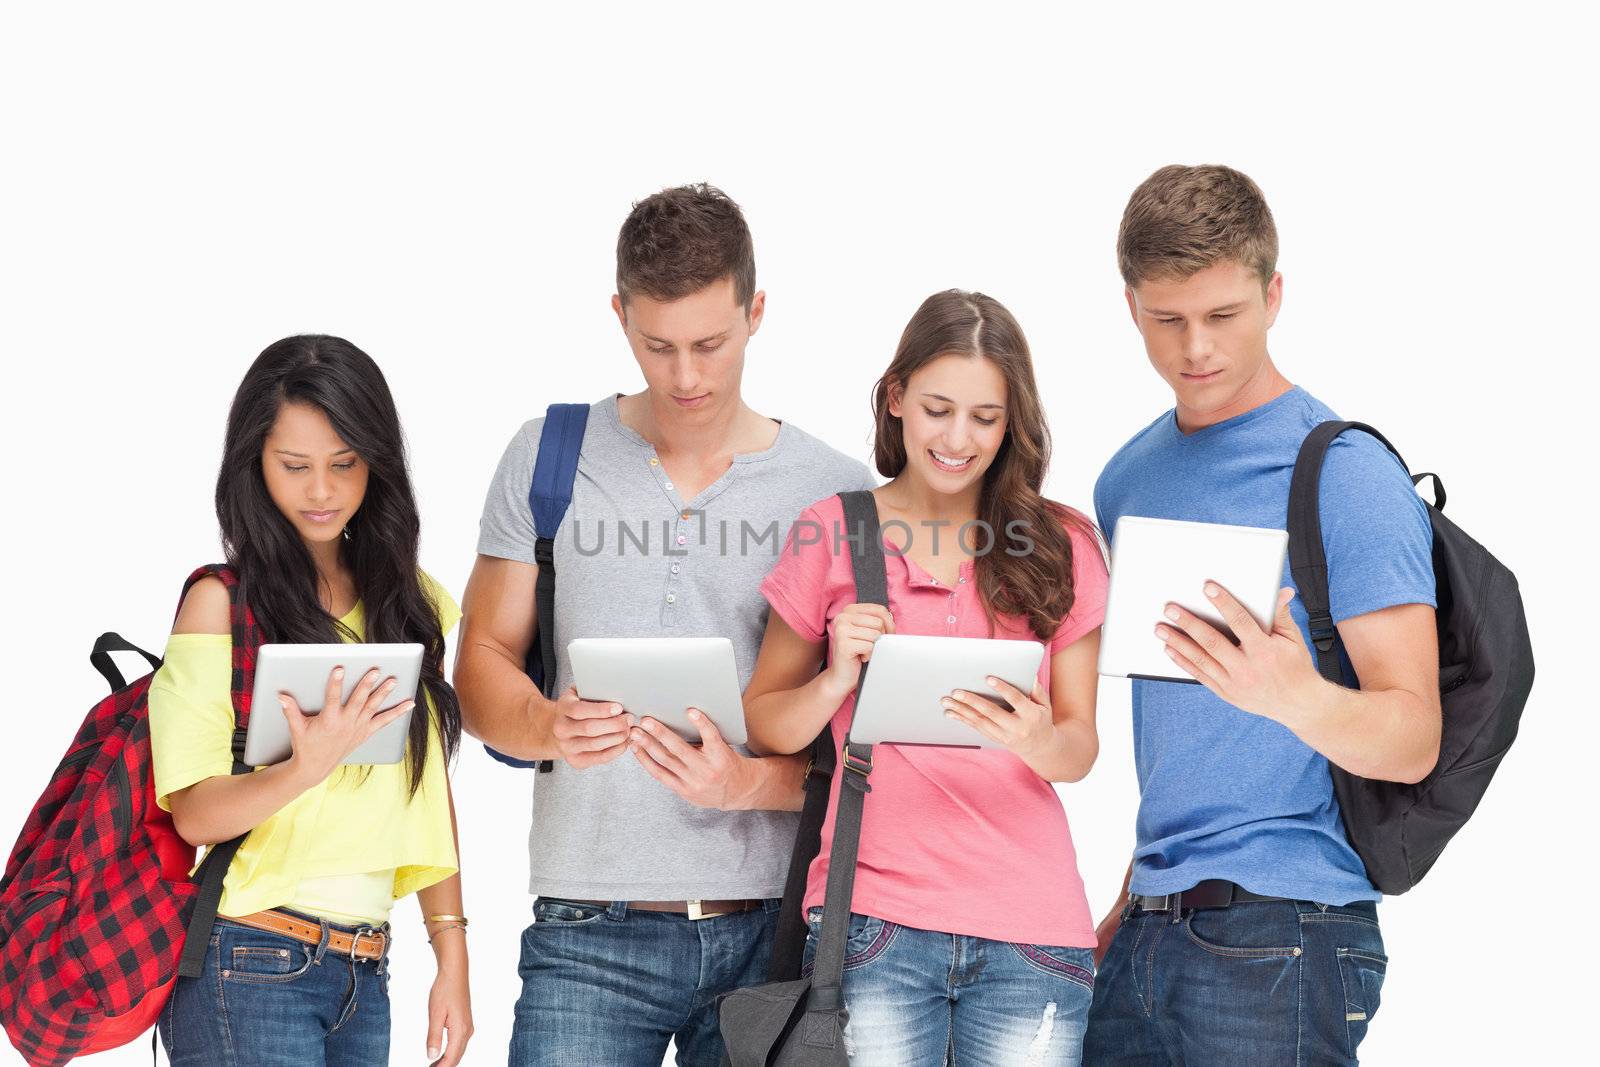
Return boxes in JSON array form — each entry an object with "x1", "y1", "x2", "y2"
[{"x1": 745, "y1": 289, "x2": 1108, "y2": 1066}]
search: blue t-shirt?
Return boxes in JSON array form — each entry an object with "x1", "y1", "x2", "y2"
[{"x1": 1094, "y1": 386, "x2": 1435, "y2": 904}]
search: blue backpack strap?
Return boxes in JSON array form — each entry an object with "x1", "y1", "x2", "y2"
[{"x1": 483, "y1": 403, "x2": 591, "y2": 770}]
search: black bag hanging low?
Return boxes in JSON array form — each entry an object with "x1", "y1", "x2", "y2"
[
  {"x1": 1288, "y1": 421, "x2": 1535, "y2": 894},
  {"x1": 718, "y1": 489, "x2": 885, "y2": 1066}
]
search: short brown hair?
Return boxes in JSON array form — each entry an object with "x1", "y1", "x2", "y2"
[
  {"x1": 1117, "y1": 164, "x2": 1278, "y2": 288},
  {"x1": 616, "y1": 183, "x2": 757, "y2": 309}
]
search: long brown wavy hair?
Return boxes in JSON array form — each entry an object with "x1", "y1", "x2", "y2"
[{"x1": 872, "y1": 289, "x2": 1087, "y2": 641}]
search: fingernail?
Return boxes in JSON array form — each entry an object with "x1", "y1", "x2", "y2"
[
  {"x1": 1204, "y1": 582, "x2": 1220, "y2": 598},
  {"x1": 1164, "y1": 606, "x2": 1180, "y2": 621},
  {"x1": 944, "y1": 711, "x2": 956, "y2": 719},
  {"x1": 428, "y1": 1047, "x2": 439, "y2": 1059},
  {"x1": 333, "y1": 667, "x2": 344, "y2": 679},
  {"x1": 278, "y1": 695, "x2": 290, "y2": 709},
  {"x1": 610, "y1": 704, "x2": 622, "y2": 715},
  {"x1": 941, "y1": 699, "x2": 955, "y2": 710},
  {"x1": 688, "y1": 708, "x2": 703, "y2": 720},
  {"x1": 986, "y1": 676, "x2": 997, "y2": 685}
]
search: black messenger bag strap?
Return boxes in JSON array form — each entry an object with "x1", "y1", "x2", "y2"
[
  {"x1": 767, "y1": 490, "x2": 889, "y2": 982},
  {"x1": 803, "y1": 490, "x2": 888, "y2": 1015}
]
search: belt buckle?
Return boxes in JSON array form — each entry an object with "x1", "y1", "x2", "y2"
[
  {"x1": 686, "y1": 899, "x2": 727, "y2": 921},
  {"x1": 350, "y1": 925, "x2": 388, "y2": 959}
]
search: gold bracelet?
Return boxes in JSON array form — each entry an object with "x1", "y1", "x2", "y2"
[{"x1": 424, "y1": 914, "x2": 469, "y2": 925}]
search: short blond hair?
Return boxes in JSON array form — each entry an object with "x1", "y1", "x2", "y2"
[{"x1": 1117, "y1": 164, "x2": 1278, "y2": 289}]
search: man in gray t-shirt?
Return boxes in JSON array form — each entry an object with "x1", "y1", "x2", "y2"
[{"x1": 457, "y1": 185, "x2": 872, "y2": 1067}]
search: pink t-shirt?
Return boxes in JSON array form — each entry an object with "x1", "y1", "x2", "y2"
[{"x1": 760, "y1": 493, "x2": 1109, "y2": 948}]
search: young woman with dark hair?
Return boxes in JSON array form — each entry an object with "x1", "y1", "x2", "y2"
[
  {"x1": 744, "y1": 291, "x2": 1108, "y2": 1065},
  {"x1": 151, "y1": 335, "x2": 473, "y2": 1066}
]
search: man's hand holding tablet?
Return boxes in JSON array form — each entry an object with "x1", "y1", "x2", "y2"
[
  {"x1": 1156, "y1": 582, "x2": 1320, "y2": 725},
  {"x1": 549, "y1": 686, "x2": 636, "y2": 769}
]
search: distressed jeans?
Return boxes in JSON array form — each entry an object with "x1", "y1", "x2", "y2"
[
  {"x1": 803, "y1": 910, "x2": 1096, "y2": 1066},
  {"x1": 509, "y1": 896, "x2": 780, "y2": 1067},
  {"x1": 158, "y1": 913, "x2": 391, "y2": 1067},
  {"x1": 1084, "y1": 898, "x2": 1387, "y2": 1066}
]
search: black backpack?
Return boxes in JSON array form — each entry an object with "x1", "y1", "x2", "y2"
[{"x1": 1289, "y1": 421, "x2": 1535, "y2": 894}]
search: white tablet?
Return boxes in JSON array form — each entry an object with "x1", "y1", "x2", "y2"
[
  {"x1": 567, "y1": 637, "x2": 747, "y2": 747},
  {"x1": 244, "y1": 643, "x2": 423, "y2": 767},
  {"x1": 849, "y1": 634, "x2": 1045, "y2": 748},
  {"x1": 1097, "y1": 515, "x2": 1288, "y2": 682}
]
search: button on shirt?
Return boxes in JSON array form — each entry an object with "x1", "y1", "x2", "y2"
[{"x1": 761, "y1": 493, "x2": 1109, "y2": 947}]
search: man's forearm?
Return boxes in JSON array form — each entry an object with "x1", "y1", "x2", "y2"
[
  {"x1": 1278, "y1": 677, "x2": 1440, "y2": 784},
  {"x1": 730, "y1": 751, "x2": 809, "y2": 812},
  {"x1": 455, "y1": 640, "x2": 557, "y2": 761}
]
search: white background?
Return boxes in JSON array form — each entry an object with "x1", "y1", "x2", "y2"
[{"x1": 2, "y1": 3, "x2": 1593, "y2": 1064}]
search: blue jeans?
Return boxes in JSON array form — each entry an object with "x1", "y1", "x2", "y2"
[
  {"x1": 802, "y1": 910, "x2": 1096, "y2": 1066},
  {"x1": 509, "y1": 897, "x2": 780, "y2": 1067},
  {"x1": 158, "y1": 914, "x2": 391, "y2": 1067},
  {"x1": 1084, "y1": 899, "x2": 1387, "y2": 1066}
]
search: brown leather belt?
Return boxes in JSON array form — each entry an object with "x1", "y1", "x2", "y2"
[
  {"x1": 564, "y1": 898, "x2": 764, "y2": 921},
  {"x1": 228, "y1": 909, "x2": 389, "y2": 960},
  {"x1": 1128, "y1": 879, "x2": 1291, "y2": 914}
]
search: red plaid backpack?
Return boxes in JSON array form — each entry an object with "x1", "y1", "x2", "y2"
[{"x1": 1, "y1": 565, "x2": 261, "y2": 1067}]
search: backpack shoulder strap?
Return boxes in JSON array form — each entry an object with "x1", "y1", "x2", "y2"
[
  {"x1": 1288, "y1": 421, "x2": 1410, "y2": 685},
  {"x1": 175, "y1": 563, "x2": 262, "y2": 978},
  {"x1": 529, "y1": 403, "x2": 590, "y2": 694},
  {"x1": 530, "y1": 403, "x2": 591, "y2": 543},
  {"x1": 485, "y1": 405, "x2": 592, "y2": 772},
  {"x1": 802, "y1": 490, "x2": 889, "y2": 1007}
]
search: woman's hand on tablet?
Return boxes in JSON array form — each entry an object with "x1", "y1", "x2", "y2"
[
  {"x1": 282, "y1": 667, "x2": 414, "y2": 786},
  {"x1": 822, "y1": 603, "x2": 895, "y2": 699},
  {"x1": 942, "y1": 677, "x2": 1056, "y2": 762},
  {"x1": 551, "y1": 686, "x2": 637, "y2": 769}
]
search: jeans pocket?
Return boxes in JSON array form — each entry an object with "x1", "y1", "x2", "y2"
[
  {"x1": 1009, "y1": 943, "x2": 1096, "y2": 991},
  {"x1": 803, "y1": 910, "x2": 897, "y2": 971},
  {"x1": 1184, "y1": 909, "x2": 1303, "y2": 959},
  {"x1": 1336, "y1": 948, "x2": 1387, "y2": 1054},
  {"x1": 532, "y1": 898, "x2": 608, "y2": 926},
  {"x1": 222, "y1": 943, "x2": 315, "y2": 984}
]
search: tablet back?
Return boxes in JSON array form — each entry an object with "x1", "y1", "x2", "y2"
[
  {"x1": 567, "y1": 637, "x2": 747, "y2": 746},
  {"x1": 850, "y1": 634, "x2": 1044, "y2": 747},
  {"x1": 244, "y1": 643, "x2": 423, "y2": 766},
  {"x1": 1097, "y1": 516, "x2": 1288, "y2": 682}
]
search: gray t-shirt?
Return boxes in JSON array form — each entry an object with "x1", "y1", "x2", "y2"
[{"x1": 478, "y1": 394, "x2": 875, "y2": 899}]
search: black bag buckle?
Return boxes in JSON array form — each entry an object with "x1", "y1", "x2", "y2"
[
  {"x1": 1307, "y1": 611, "x2": 1337, "y2": 653},
  {"x1": 533, "y1": 538, "x2": 555, "y2": 567}
]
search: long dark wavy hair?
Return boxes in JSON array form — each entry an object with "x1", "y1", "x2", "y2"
[
  {"x1": 216, "y1": 335, "x2": 460, "y2": 794},
  {"x1": 872, "y1": 290, "x2": 1089, "y2": 641}
]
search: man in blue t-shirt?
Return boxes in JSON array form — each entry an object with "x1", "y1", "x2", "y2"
[{"x1": 1083, "y1": 166, "x2": 1441, "y2": 1066}]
